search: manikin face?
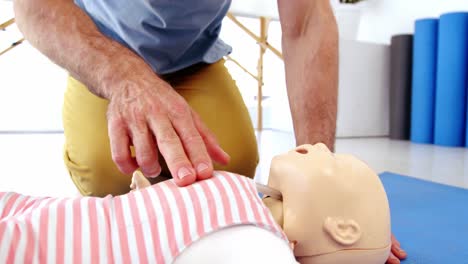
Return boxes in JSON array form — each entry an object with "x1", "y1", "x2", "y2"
[{"x1": 268, "y1": 143, "x2": 391, "y2": 263}]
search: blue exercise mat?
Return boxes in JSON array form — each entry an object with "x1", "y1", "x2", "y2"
[{"x1": 379, "y1": 172, "x2": 468, "y2": 264}]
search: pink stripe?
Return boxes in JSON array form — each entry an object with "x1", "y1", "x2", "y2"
[
  {"x1": 12, "y1": 196, "x2": 30, "y2": 215},
  {"x1": 186, "y1": 186, "x2": 205, "y2": 237},
  {"x1": 220, "y1": 172, "x2": 248, "y2": 222},
  {"x1": 0, "y1": 222, "x2": 6, "y2": 244},
  {"x1": 38, "y1": 198, "x2": 58, "y2": 263},
  {"x1": 1, "y1": 193, "x2": 20, "y2": 218},
  {"x1": 211, "y1": 176, "x2": 233, "y2": 225},
  {"x1": 244, "y1": 177, "x2": 275, "y2": 228},
  {"x1": 23, "y1": 197, "x2": 47, "y2": 263},
  {"x1": 154, "y1": 184, "x2": 178, "y2": 258},
  {"x1": 248, "y1": 180, "x2": 277, "y2": 228},
  {"x1": 88, "y1": 198, "x2": 100, "y2": 264},
  {"x1": 140, "y1": 189, "x2": 164, "y2": 263},
  {"x1": 72, "y1": 198, "x2": 82, "y2": 264},
  {"x1": 127, "y1": 192, "x2": 148, "y2": 264},
  {"x1": 113, "y1": 197, "x2": 131, "y2": 263},
  {"x1": 17, "y1": 197, "x2": 38, "y2": 214},
  {"x1": 167, "y1": 182, "x2": 191, "y2": 246},
  {"x1": 55, "y1": 198, "x2": 67, "y2": 264},
  {"x1": 6, "y1": 223, "x2": 20, "y2": 263},
  {"x1": 243, "y1": 177, "x2": 284, "y2": 238},
  {"x1": 199, "y1": 181, "x2": 218, "y2": 230},
  {"x1": 237, "y1": 177, "x2": 264, "y2": 227}
]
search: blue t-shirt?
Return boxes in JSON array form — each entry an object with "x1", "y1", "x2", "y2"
[{"x1": 74, "y1": 0, "x2": 232, "y2": 74}]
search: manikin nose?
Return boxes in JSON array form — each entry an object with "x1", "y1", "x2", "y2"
[{"x1": 313, "y1": 143, "x2": 331, "y2": 152}]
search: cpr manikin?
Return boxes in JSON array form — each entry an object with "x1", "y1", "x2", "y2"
[
  {"x1": 132, "y1": 143, "x2": 392, "y2": 264},
  {"x1": 0, "y1": 143, "x2": 390, "y2": 264}
]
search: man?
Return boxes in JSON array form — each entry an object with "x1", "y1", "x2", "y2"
[{"x1": 13, "y1": 0, "x2": 405, "y2": 263}]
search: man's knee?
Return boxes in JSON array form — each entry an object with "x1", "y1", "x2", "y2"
[
  {"x1": 63, "y1": 148, "x2": 131, "y2": 197},
  {"x1": 216, "y1": 141, "x2": 259, "y2": 178}
]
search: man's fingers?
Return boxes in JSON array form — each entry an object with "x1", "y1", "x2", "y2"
[
  {"x1": 149, "y1": 115, "x2": 196, "y2": 186},
  {"x1": 108, "y1": 117, "x2": 138, "y2": 174},
  {"x1": 391, "y1": 242, "x2": 407, "y2": 259},
  {"x1": 386, "y1": 252, "x2": 400, "y2": 264},
  {"x1": 191, "y1": 110, "x2": 230, "y2": 165},
  {"x1": 391, "y1": 234, "x2": 407, "y2": 259},
  {"x1": 172, "y1": 113, "x2": 213, "y2": 180},
  {"x1": 129, "y1": 124, "x2": 161, "y2": 178}
]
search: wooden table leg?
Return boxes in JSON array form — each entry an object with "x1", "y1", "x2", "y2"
[{"x1": 257, "y1": 17, "x2": 270, "y2": 131}]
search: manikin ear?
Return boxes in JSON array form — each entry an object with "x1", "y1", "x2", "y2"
[{"x1": 323, "y1": 217, "x2": 362, "y2": 246}]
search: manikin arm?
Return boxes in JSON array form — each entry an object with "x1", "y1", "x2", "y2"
[{"x1": 130, "y1": 171, "x2": 152, "y2": 190}]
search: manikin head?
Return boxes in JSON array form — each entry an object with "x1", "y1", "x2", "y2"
[{"x1": 267, "y1": 143, "x2": 391, "y2": 264}]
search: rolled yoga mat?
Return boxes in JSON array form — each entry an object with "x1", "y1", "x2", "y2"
[
  {"x1": 390, "y1": 34, "x2": 413, "y2": 140},
  {"x1": 410, "y1": 19, "x2": 438, "y2": 144},
  {"x1": 434, "y1": 12, "x2": 468, "y2": 147}
]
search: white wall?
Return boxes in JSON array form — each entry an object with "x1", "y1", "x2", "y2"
[{"x1": 358, "y1": 0, "x2": 468, "y2": 44}]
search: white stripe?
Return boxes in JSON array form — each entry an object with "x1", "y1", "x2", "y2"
[
  {"x1": 243, "y1": 177, "x2": 270, "y2": 230},
  {"x1": 159, "y1": 184, "x2": 184, "y2": 253},
  {"x1": 147, "y1": 188, "x2": 171, "y2": 263},
  {"x1": 46, "y1": 198, "x2": 63, "y2": 264},
  {"x1": 63, "y1": 198, "x2": 74, "y2": 264},
  {"x1": 133, "y1": 191, "x2": 156, "y2": 263},
  {"x1": 0, "y1": 221, "x2": 13, "y2": 260},
  {"x1": 179, "y1": 186, "x2": 197, "y2": 242},
  {"x1": 205, "y1": 180, "x2": 226, "y2": 227},
  {"x1": 217, "y1": 175, "x2": 241, "y2": 223},
  {"x1": 119, "y1": 195, "x2": 139, "y2": 262},
  {"x1": 6, "y1": 195, "x2": 27, "y2": 217},
  {"x1": 109, "y1": 198, "x2": 122, "y2": 264},
  {"x1": 192, "y1": 183, "x2": 211, "y2": 233},
  {"x1": 95, "y1": 199, "x2": 108, "y2": 264},
  {"x1": 81, "y1": 197, "x2": 91, "y2": 264},
  {"x1": 231, "y1": 175, "x2": 255, "y2": 222}
]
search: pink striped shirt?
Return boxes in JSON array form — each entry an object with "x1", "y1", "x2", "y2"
[{"x1": 0, "y1": 171, "x2": 287, "y2": 263}]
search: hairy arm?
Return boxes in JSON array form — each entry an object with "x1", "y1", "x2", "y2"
[
  {"x1": 277, "y1": 0, "x2": 338, "y2": 150},
  {"x1": 13, "y1": 0, "x2": 158, "y2": 99}
]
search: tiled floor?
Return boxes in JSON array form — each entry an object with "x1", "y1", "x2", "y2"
[{"x1": 1, "y1": 131, "x2": 468, "y2": 197}]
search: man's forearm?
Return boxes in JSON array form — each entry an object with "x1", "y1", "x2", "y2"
[
  {"x1": 279, "y1": 0, "x2": 338, "y2": 150},
  {"x1": 13, "y1": 0, "x2": 157, "y2": 99}
]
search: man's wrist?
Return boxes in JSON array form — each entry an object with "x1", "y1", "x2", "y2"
[{"x1": 97, "y1": 48, "x2": 158, "y2": 100}]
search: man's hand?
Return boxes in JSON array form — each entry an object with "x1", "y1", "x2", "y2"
[
  {"x1": 386, "y1": 234, "x2": 407, "y2": 264},
  {"x1": 106, "y1": 76, "x2": 230, "y2": 186}
]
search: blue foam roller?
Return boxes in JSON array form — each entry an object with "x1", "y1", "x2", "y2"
[
  {"x1": 434, "y1": 12, "x2": 468, "y2": 147},
  {"x1": 410, "y1": 19, "x2": 438, "y2": 144}
]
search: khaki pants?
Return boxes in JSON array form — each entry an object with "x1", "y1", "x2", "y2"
[{"x1": 62, "y1": 60, "x2": 259, "y2": 196}]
